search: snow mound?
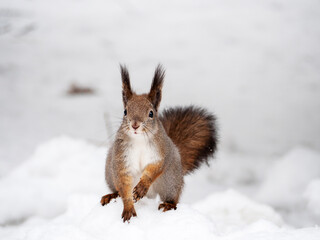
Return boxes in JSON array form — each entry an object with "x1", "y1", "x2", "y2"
[
  {"x1": 0, "y1": 137, "x2": 319, "y2": 240},
  {"x1": 304, "y1": 179, "x2": 320, "y2": 221},
  {"x1": 0, "y1": 136, "x2": 106, "y2": 225},
  {"x1": 257, "y1": 148, "x2": 320, "y2": 208},
  {"x1": 193, "y1": 189, "x2": 284, "y2": 233},
  {"x1": 1, "y1": 193, "x2": 319, "y2": 240}
]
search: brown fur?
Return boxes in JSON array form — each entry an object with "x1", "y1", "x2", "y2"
[
  {"x1": 133, "y1": 161, "x2": 164, "y2": 202},
  {"x1": 158, "y1": 201, "x2": 177, "y2": 212},
  {"x1": 101, "y1": 65, "x2": 218, "y2": 222},
  {"x1": 100, "y1": 192, "x2": 119, "y2": 206},
  {"x1": 120, "y1": 65, "x2": 133, "y2": 107},
  {"x1": 148, "y1": 65, "x2": 165, "y2": 111},
  {"x1": 160, "y1": 106, "x2": 218, "y2": 174}
]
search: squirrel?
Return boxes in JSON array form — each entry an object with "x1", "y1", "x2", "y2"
[{"x1": 100, "y1": 65, "x2": 218, "y2": 222}]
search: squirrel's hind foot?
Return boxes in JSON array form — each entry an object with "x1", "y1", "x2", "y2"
[
  {"x1": 158, "y1": 201, "x2": 177, "y2": 212},
  {"x1": 122, "y1": 205, "x2": 137, "y2": 222},
  {"x1": 100, "y1": 192, "x2": 119, "y2": 206}
]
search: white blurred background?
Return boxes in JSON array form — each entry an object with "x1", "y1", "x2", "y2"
[{"x1": 0, "y1": 0, "x2": 320, "y2": 231}]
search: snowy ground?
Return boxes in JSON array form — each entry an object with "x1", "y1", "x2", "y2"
[
  {"x1": 1, "y1": 0, "x2": 320, "y2": 239},
  {"x1": 0, "y1": 137, "x2": 319, "y2": 240}
]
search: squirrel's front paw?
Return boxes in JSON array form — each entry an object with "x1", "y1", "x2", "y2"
[
  {"x1": 100, "y1": 192, "x2": 119, "y2": 206},
  {"x1": 122, "y1": 206, "x2": 137, "y2": 222},
  {"x1": 133, "y1": 180, "x2": 149, "y2": 202}
]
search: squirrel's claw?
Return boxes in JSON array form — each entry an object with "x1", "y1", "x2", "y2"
[
  {"x1": 133, "y1": 181, "x2": 149, "y2": 202},
  {"x1": 100, "y1": 192, "x2": 119, "y2": 206},
  {"x1": 122, "y1": 206, "x2": 137, "y2": 222}
]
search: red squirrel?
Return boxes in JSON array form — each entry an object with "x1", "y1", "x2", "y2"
[{"x1": 101, "y1": 65, "x2": 218, "y2": 222}]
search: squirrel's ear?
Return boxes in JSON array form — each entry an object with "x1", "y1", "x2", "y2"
[
  {"x1": 120, "y1": 64, "x2": 133, "y2": 107},
  {"x1": 148, "y1": 64, "x2": 165, "y2": 111}
]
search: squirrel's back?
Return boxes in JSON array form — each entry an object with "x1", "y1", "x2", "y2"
[{"x1": 160, "y1": 106, "x2": 218, "y2": 174}]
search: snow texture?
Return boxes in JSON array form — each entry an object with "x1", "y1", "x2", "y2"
[
  {"x1": 258, "y1": 148, "x2": 320, "y2": 208},
  {"x1": 0, "y1": 137, "x2": 319, "y2": 240}
]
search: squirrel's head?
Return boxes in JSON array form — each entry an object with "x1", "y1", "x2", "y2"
[{"x1": 120, "y1": 64, "x2": 165, "y2": 137}]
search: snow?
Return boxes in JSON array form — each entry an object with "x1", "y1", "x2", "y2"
[
  {"x1": 0, "y1": 137, "x2": 319, "y2": 240},
  {"x1": 1, "y1": 0, "x2": 320, "y2": 239},
  {"x1": 304, "y1": 179, "x2": 320, "y2": 223},
  {"x1": 0, "y1": 137, "x2": 106, "y2": 225},
  {"x1": 257, "y1": 148, "x2": 320, "y2": 226},
  {"x1": 258, "y1": 148, "x2": 320, "y2": 208},
  {"x1": 193, "y1": 189, "x2": 284, "y2": 233}
]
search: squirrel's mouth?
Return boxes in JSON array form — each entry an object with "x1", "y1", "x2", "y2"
[
  {"x1": 128, "y1": 124, "x2": 145, "y2": 136},
  {"x1": 129, "y1": 129, "x2": 143, "y2": 135}
]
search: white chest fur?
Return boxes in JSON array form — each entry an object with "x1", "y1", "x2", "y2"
[{"x1": 125, "y1": 135, "x2": 160, "y2": 179}]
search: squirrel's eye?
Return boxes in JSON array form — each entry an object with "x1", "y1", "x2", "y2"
[
  {"x1": 149, "y1": 110, "x2": 153, "y2": 118},
  {"x1": 124, "y1": 109, "x2": 127, "y2": 116}
]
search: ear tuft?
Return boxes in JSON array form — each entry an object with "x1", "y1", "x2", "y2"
[
  {"x1": 148, "y1": 64, "x2": 165, "y2": 111},
  {"x1": 120, "y1": 64, "x2": 133, "y2": 106}
]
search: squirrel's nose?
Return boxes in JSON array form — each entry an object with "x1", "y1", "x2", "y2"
[{"x1": 132, "y1": 122, "x2": 140, "y2": 130}]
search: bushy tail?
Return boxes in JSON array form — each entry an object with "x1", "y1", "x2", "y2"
[{"x1": 160, "y1": 106, "x2": 218, "y2": 175}]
